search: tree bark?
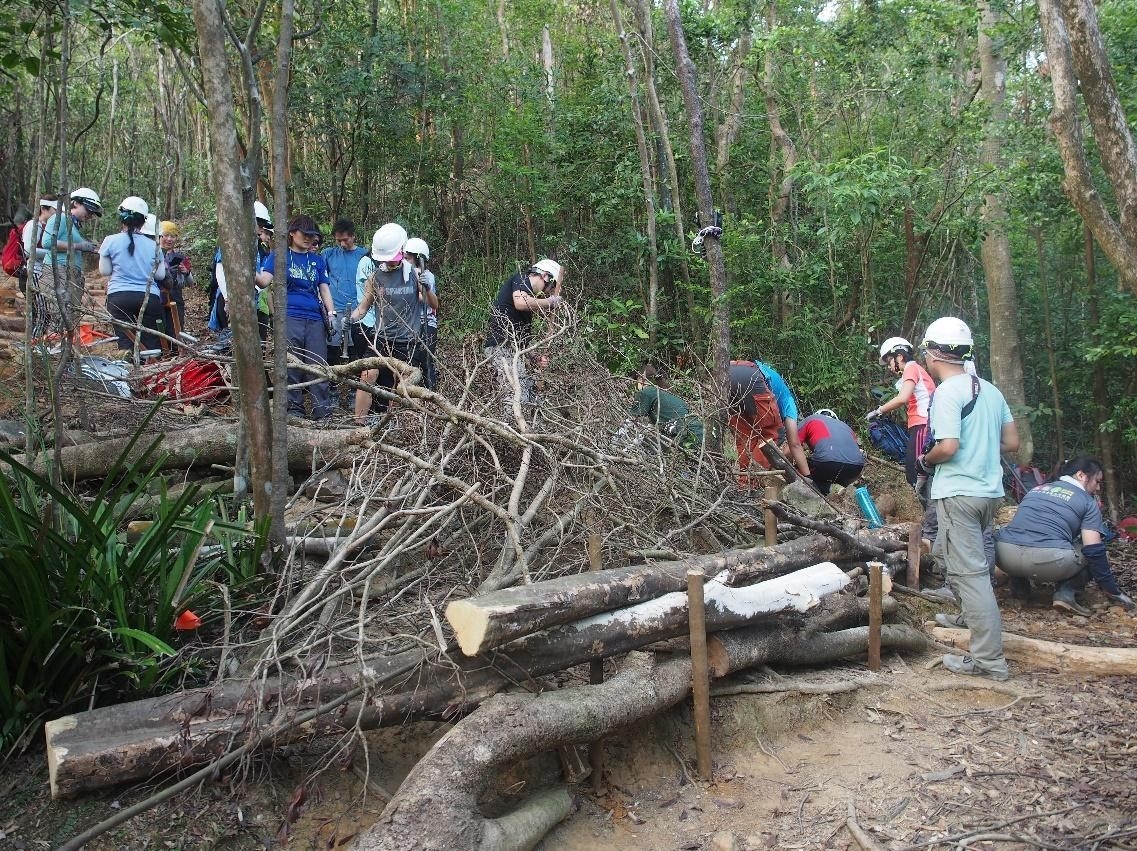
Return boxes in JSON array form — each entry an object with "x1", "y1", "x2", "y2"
[
  {"x1": 190, "y1": 0, "x2": 275, "y2": 526},
  {"x1": 8, "y1": 423, "x2": 372, "y2": 481},
  {"x1": 663, "y1": 0, "x2": 729, "y2": 453},
  {"x1": 1034, "y1": 226, "x2": 1064, "y2": 464},
  {"x1": 977, "y1": 0, "x2": 1032, "y2": 465},
  {"x1": 762, "y1": 0, "x2": 797, "y2": 325},
  {"x1": 1084, "y1": 227, "x2": 1121, "y2": 519},
  {"x1": 446, "y1": 527, "x2": 907, "y2": 655}
]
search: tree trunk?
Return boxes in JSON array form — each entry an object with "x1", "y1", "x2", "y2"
[
  {"x1": 977, "y1": 0, "x2": 1032, "y2": 465},
  {"x1": 8, "y1": 423, "x2": 373, "y2": 482},
  {"x1": 1037, "y1": 0, "x2": 1137, "y2": 294},
  {"x1": 447, "y1": 528, "x2": 907, "y2": 655},
  {"x1": 610, "y1": 0, "x2": 660, "y2": 346},
  {"x1": 715, "y1": 26, "x2": 753, "y2": 211},
  {"x1": 1084, "y1": 227, "x2": 1121, "y2": 520},
  {"x1": 190, "y1": 0, "x2": 275, "y2": 527},
  {"x1": 763, "y1": 0, "x2": 797, "y2": 326},
  {"x1": 663, "y1": 0, "x2": 729, "y2": 453},
  {"x1": 1034, "y1": 227, "x2": 1064, "y2": 465}
]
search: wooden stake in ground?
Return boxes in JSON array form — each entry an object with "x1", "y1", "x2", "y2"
[
  {"x1": 687, "y1": 569, "x2": 712, "y2": 781},
  {"x1": 867, "y1": 562, "x2": 883, "y2": 671}
]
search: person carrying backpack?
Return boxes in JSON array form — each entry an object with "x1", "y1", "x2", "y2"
[
  {"x1": 15, "y1": 197, "x2": 59, "y2": 289},
  {"x1": 868, "y1": 336, "x2": 937, "y2": 489},
  {"x1": 256, "y1": 214, "x2": 336, "y2": 420}
]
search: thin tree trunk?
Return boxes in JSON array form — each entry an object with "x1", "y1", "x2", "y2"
[
  {"x1": 763, "y1": 0, "x2": 796, "y2": 325},
  {"x1": 1084, "y1": 227, "x2": 1120, "y2": 520},
  {"x1": 977, "y1": 0, "x2": 1033, "y2": 465},
  {"x1": 190, "y1": 0, "x2": 275, "y2": 535},
  {"x1": 715, "y1": 26, "x2": 753, "y2": 212},
  {"x1": 664, "y1": 0, "x2": 729, "y2": 454},
  {"x1": 1034, "y1": 227, "x2": 1064, "y2": 465},
  {"x1": 610, "y1": 0, "x2": 659, "y2": 345}
]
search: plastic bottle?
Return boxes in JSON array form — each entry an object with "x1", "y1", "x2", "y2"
[{"x1": 855, "y1": 486, "x2": 885, "y2": 528}]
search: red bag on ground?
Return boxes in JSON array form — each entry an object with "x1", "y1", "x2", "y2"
[{"x1": 141, "y1": 359, "x2": 227, "y2": 403}]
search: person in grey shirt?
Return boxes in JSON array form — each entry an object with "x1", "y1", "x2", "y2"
[{"x1": 997, "y1": 455, "x2": 1134, "y2": 615}]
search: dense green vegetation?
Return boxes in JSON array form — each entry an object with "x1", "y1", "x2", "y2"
[{"x1": 2, "y1": 0, "x2": 1134, "y2": 479}]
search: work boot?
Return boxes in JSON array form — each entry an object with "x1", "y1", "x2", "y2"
[
  {"x1": 923, "y1": 585, "x2": 956, "y2": 603},
  {"x1": 1052, "y1": 588, "x2": 1092, "y2": 617},
  {"x1": 942, "y1": 654, "x2": 1010, "y2": 682},
  {"x1": 935, "y1": 612, "x2": 967, "y2": 628},
  {"x1": 1009, "y1": 577, "x2": 1032, "y2": 601}
]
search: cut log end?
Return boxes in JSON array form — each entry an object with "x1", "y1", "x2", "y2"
[
  {"x1": 446, "y1": 599, "x2": 491, "y2": 657},
  {"x1": 44, "y1": 714, "x2": 78, "y2": 800}
]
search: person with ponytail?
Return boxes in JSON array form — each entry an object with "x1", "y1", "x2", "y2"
[
  {"x1": 996, "y1": 455, "x2": 1134, "y2": 615},
  {"x1": 98, "y1": 196, "x2": 168, "y2": 350}
]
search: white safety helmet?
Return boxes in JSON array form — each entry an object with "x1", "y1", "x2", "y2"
[
  {"x1": 404, "y1": 237, "x2": 430, "y2": 259},
  {"x1": 371, "y1": 222, "x2": 407, "y2": 262},
  {"x1": 878, "y1": 336, "x2": 913, "y2": 365},
  {"x1": 532, "y1": 258, "x2": 562, "y2": 282},
  {"x1": 70, "y1": 187, "x2": 103, "y2": 216},
  {"x1": 119, "y1": 196, "x2": 149, "y2": 216},
  {"x1": 253, "y1": 200, "x2": 273, "y2": 229},
  {"x1": 140, "y1": 214, "x2": 158, "y2": 237},
  {"x1": 922, "y1": 317, "x2": 974, "y2": 350},
  {"x1": 814, "y1": 408, "x2": 838, "y2": 420}
]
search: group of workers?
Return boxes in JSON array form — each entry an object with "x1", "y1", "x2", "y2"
[{"x1": 19, "y1": 188, "x2": 191, "y2": 348}]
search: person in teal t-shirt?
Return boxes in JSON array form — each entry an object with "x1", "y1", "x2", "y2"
[
  {"x1": 629, "y1": 364, "x2": 703, "y2": 449},
  {"x1": 38, "y1": 187, "x2": 102, "y2": 332}
]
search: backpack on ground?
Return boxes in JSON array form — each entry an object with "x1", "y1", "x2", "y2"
[
  {"x1": 868, "y1": 416, "x2": 908, "y2": 463},
  {"x1": 2, "y1": 225, "x2": 27, "y2": 277}
]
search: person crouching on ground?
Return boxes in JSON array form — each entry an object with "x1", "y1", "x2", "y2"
[
  {"x1": 727, "y1": 359, "x2": 782, "y2": 489},
  {"x1": 629, "y1": 363, "x2": 704, "y2": 450},
  {"x1": 99, "y1": 196, "x2": 168, "y2": 351},
  {"x1": 797, "y1": 408, "x2": 865, "y2": 495},
  {"x1": 996, "y1": 455, "x2": 1135, "y2": 616},
  {"x1": 918, "y1": 317, "x2": 1019, "y2": 681},
  {"x1": 256, "y1": 215, "x2": 336, "y2": 420}
]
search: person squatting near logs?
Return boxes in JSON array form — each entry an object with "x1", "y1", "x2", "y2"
[
  {"x1": 256, "y1": 215, "x2": 337, "y2": 421},
  {"x1": 797, "y1": 409, "x2": 865, "y2": 495},
  {"x1": 996, "y1": 455, "x2": 1135, "y2": 616},
  {"x1": 627, "y1": 363, "x2": 704, "y2": 451},
  {"x1": 98, "y1": 196, "x2": 169, "y2": 352},
  {"x1": 869, "y1": 335, "x2": 937, "y2": 492},
  {"x1": 916, "y1": 316, "x2": 1020, "y2": 682},
  {"x1": 38, "y1": 187, "x2": 103, "y2": 335},
  {"x1": 484, "y1": 258, "x2": 564, "y2": 415},
  {"x1": 727, "y1": 359, "x2": 782, "y2": 489}
]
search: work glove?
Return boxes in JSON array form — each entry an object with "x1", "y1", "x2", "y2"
[
  {"x1": 865, "y1": 408, "x2": 882, "y2": 421},
  {"x1": 325, "y1": 311, "x2": 337, "y2": 341},
  {"x1": 80, "y1": 241, "x2": 99, "y2": 254},
  {"x1": 1108, "y1": 593, "x2": 1136, "y2": 611},
  {"x1": 915, "y1": 454, "x2": 933, "y2": 477},
  {"x1": 546, "y1": 295, "x2": 563, "y2": 308}
]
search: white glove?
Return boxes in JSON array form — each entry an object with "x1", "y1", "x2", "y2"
[{"x1": 865, "y1": 408, "x2": 882, "y2": 421}]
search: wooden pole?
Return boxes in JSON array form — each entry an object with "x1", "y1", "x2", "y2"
[
  {"x1": 586, "y1": 530, "x2": 605, "y2": 794},
  {"x1": 867, "y1": 562, "x2": 883, "y2": 672},
  {"x1": 906, "y1": 522, "x2": 921, "y2": 590},
  {"x1": 687, "y1": 569, "x2": 712, "y2": 780},
  {"x1": 763, "y1": 484, "x2": 779, "y2": 546}
]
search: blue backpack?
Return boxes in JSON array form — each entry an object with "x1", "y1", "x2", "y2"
[{"x1": 869, "y1": 417, "x2": 908, "y2": 463}]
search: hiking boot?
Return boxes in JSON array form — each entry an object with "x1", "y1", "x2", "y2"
[
  {"x1": 922, "y1": 585, "x2": 956, "y2": 603},
  {"x1": 935, "y1": 612, "x2": 967, "y2": 628},
  {"x1": 1052, "y1": 589, "x2": 1092, "y2": 617},
  {"x1": 942, "y1": 654, "x2": 1010, "y2": 682}
]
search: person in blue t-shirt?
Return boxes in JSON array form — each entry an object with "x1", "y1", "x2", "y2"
[
  {"x1": 98, "y1": 196, "x2": 168, "y2": 351},
  {"x1": 321, "y1": 218, "x2": 368, "y2": 370},
  {"x1": 210, "y1": 200, "x2": 273, "y2": 339},
  {"x1": 256, "y1": 215, "x2": 336, "y2": 420},
  {"x1": 752, "y1": 359, "x2": 810, "y2": 477},
  {"x1": 996, "y1": 456, "x2": 1134, "y2": 615}
]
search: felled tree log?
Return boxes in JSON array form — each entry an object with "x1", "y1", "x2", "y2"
[
  {"x1": 353, "y1": 624, "x2": 928, "y2": 851},
  {"x1": 8, "y1": 422, "x2": 373, "y2": 481},
  {"x1": 447, "y1": 527, "x2": 909, "y2": 655},
  {"x1": 930, "y1": 626, "x2": 1137, "y2": 676},
  {"x1": 709, "y1": 624, "x2": 928, "y2": 678},
  {"x1": 46, "y1": 571, "x2": 884, "y2": 799}
]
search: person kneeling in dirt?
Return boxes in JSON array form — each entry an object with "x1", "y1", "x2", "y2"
[
  {"x1": 629, "y1": 363, "x2": 703, "y2": 451},
  {"x1": 995, "y1": 455, "x2": 1135, "y2": 616},
  {"x1": 484, "y1": 258, "x2": 564, "y2": 416},
  {"x1": 727, "y1": 360, "x2": 782, "y2": 489},
  {"x1": 797, "y1": 408, "x2": 864, "y2": 495}
]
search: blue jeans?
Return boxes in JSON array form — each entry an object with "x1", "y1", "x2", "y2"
[{"x1": 286, "y1": 315, "x2": 333, "y2": 419}]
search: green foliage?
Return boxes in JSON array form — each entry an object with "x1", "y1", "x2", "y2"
[{"x1": 0, "y1": 439, "x2": 264, "y2": 752}]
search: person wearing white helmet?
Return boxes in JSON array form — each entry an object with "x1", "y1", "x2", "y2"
[
  {"x1": 918, "y1": 316, "x2": 1020, "y2": 682},
  {"x1": 38, "y1": 187, "x2": 103, "y2": 332},
  {"x1": 209, "y1": 200, "x2": 274, "y2": 336},
  {"x1": 484, "y1": 257, "x2": 564, "y2": 414},
  {"x1": 868, "y1": 335, "x2": 936, "y2": 489},
  {"x1": 404, "y1": 236, "x2": 440, "y2": 390},
  {"x1": 98, "y1": 196, "x2": 169, "y2": 351},
  {"x1": 797, "y1": 408, "x2": 865, "y2": 495},
  {"x1": 21, "y1": 196, "x2": 60, "y2": 311},
  {"x1": 349, "y1": 223, "x2": 425, "y2": 421}
]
